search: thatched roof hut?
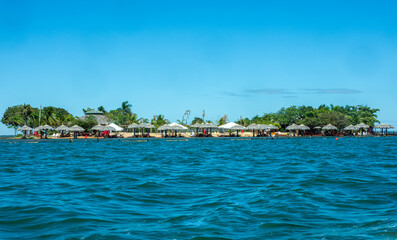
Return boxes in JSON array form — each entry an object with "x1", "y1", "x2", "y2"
[{"x1": 79, "y1": 110, "x2": 111, "y2": 125}]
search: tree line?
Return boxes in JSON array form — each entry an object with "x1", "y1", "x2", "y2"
[{"x1": 1, "y1": 102, "x2": 380, "y2": 133}]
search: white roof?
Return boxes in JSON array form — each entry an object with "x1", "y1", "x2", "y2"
[
  {"x1": 169, "y1": 122, "x2": 188, "y2": 130},
  {"x1": 108, "y1": 123, "x2": 123, "y2": 132},
  {"x1": 218, "y1": 122, "x2": 239, "y2": 129}
]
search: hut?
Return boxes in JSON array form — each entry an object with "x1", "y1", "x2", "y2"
[
  {"x1": 79, "y1": 110, "x2": 111, "y2": 125},
  {"x1": 17, "y1": 125, "x2": 32, "y2": 139}
]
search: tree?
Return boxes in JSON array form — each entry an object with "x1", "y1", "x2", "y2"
[
  {"x1": 98, "y1": 106, "x2": 107, "y2": 114},
  {"x1": 216, "y1": 114, "x2": 228, "y2": 126},
  {"x1": 71, "y1": 116, "x2": 97, "y2": 131},
  {"x1": 181, "y1": 110, "x2": 191, "y2": 125},
  {"x1": 191, "y1": 117, "x2": 204, "y2": 124},
  {"x1": 236, "y1": 117, "x2": 251, "y2": 126},
  {"x1": 151, "y1": 115, "x2": 168, "y2": 127}
]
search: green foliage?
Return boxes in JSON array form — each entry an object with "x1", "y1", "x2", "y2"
[
  {"x1": 1, "y1": 104, "x2": 75, "y2": 129},
  {"x1": 191, "y1": 117, "x2": 204, "y2": 124},
  {"x1": 236, "y1": 117, "x2": 251, "y2": 126},
  {"x1": 253, "y1": 104, "x2": 379, "y2": 129},
  {"x1": 216, "y1": 114, "x2": 228, "y2": 126},
  {"x1": 151, "y1": 115, "x2": 168, "y2": 127},
  {"x1": 71, "y1": 116, "x2": 97, "y2": 131}
]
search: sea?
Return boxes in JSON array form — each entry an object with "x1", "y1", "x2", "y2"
[{"x1": 0, "y1": 137, "x2": 396, "y2": 239}]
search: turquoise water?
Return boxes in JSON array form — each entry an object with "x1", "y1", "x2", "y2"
[{"x1": 0, "y1": 137, "x2": 396, "y2": 239}]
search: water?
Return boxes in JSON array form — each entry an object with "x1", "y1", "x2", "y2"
[{"x1": 0, "y1": 137, "x2": 396, "y2": 239}]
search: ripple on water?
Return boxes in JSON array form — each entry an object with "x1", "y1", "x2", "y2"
[{"x1": 0, "y1": 137, "x2": 396, "y2": 239}]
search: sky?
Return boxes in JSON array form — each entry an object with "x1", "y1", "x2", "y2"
[{"x1": 1, "y1": 0, "x2": 397, "y2": 134}]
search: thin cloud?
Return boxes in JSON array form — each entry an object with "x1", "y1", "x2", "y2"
[
  {"x1": 220, "y1": 91, "x2": 248, "y2": 97},
  {"x1": 303, "y1": 88, "x2": 362, "y2": 94},
  {"x1": 245, "y1": 88, "x2": 293, "y2": 95}
]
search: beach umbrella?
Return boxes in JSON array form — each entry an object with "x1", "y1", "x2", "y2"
[
  {"x1": 138, "y1": 123, "x2": 156, "y2": 129},
  {"x1": 128, "y1": 123, "x2": 140, "y2": 137},
  {"x1": 34, "y1": 125, "x2": 54, "y2": 139},
  {"x1": 69, "y1": 125, "x2": 84, "y2": 132},
  {"x1": 247, "y1": 124, "x2": 258, "y2": 137},
  {"x1": 189, "y1": 123, "x2": 203, "y2": 136},
  {"x1": 286, "y1": 124, "x2": 300, "y2": 136},
  {"x1": 56, "y1": 125, "x2": 69, "y2": 131},
  {"x1": 18, "y1": 125, "x2": 32, "y2": 138},
  {"x1": 18, "y1": 125, "x2": 33, "y2": 131},
  {"x1": 375, "y1": 123, "x2": 394, "y2": 135},
  {"x1": 343, "y1": 125, "x2": 358, "y2": 131},
  {"x1": 108, "y1": 123, "x2": 123, "y2": 132},
  {"x1": 218, "y1": 122, "x2": 246, "y2": 137},
  {"x1": 298, "y1": 124, "x2": 310, "y2": 131},
  {"x1": 355, "y1": 123, "x2": 370, "y2": 136},
  {"x1": 40, "y1": 125, "x2": 54, "y2": 131},
  {"x1": 230, "y1": 124, "x2": 246, "y2": 137},
  {"x1": 265, "y1": 124, "x2": 279, "y2": 137},
  {"x1": 355, "y1": 123, "x2": 369, "y2": 129},
  {"x1": 267, "y1": 124, "x2": 279, "y2": 130},
  {"x1": 322, "y1": 124, "x2": 338, "y2": 131},
  {"x1": 314, "y1": 126, "x2": 322, "y2": 129},
  {"x1": 69, "y1": 125, "x2": 84, "y2": 139},
  {"x1": 55, "y1": 125, "x2": 69, "y2": 137},
  {"x1": 92, "y1": 124, "x2": 115, "y2": 137},
  {"x1": 158, "y1": 124, "x2": 183, "y2": 137},
  {"x1": 138, "y1": 123, "x2": 155, "y2": 137},
  {"x1": 199, "y1": 123, "x2": 218, "y2": 137},
  {"x1": 286, "y1": 124, "x2": 300, "y2": 131},
  {"x1": 169, "y1": 123, "x2": 187, "y2": 137}
]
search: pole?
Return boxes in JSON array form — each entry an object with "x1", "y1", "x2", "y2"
[{"x1": 38, "y1": 105, "x2": 42, "y2": 126}]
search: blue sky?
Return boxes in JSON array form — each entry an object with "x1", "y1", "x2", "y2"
[{"x1": 1, "y1": 1, "x2": 396, "y2": 134}]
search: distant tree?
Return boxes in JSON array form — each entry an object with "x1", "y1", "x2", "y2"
[
  {"x1": 151, "y1": 115, "x2": 169, "y2": 128},
  {"x1": 71, "y1": 116, "x2": 97, "y2": 131},
  {"x1": 98, "y1": 106, "x2": 107, "y2": 114},
  {"x1": 181, "y1": 110, "x2": 191, "y2": 125},
  {"x1": 191, "y1": 117, "x2": 204, "y2": 124},
  {"x1": 216, "y1": 114, "x2": 228, "y2": 126},
  {"x1": 236, "y1": 117, "x2": 251, "y2": 126}
]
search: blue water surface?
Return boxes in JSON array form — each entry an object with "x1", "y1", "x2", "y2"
[{"x1": 0, "y1": 137, "x2": 396, "y2": 239}]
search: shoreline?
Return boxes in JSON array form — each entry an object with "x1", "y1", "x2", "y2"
[{"x1": 1, "y1": 135, "x2": 395, "y2": 141}]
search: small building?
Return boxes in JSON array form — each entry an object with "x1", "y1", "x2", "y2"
[{"x1": 79, "y1": 110, "x2": 111, "y2": 125}]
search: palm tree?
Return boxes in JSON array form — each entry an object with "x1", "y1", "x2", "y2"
[
  {"x1": 98, "y1": 106, "x2": 107, "y2": 114},
  {"x1": 181, "y1": 110, "x2": 191, "y2": 125},
  {"x1": 119, "y1": 101, "x2": 132, "y2": 116}
]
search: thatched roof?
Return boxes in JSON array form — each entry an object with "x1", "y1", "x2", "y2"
[
  {"x1": 190, "y1": 123, "x2": 202, "y2": 128},
  {"x1": 230, "y1": 125, "x2": 246, "y2": 131},
  {"x1": 79, "y1": 112, "x2": 110, "y2": 125},
  {"x1": 267, "y1": 124, "x2": 279, "y2": 130},
  {"x1": 199, "y1": 123, "x2": 218, "y2": 129},
  {"x1": 322, "y1": 124, "x2": 338, "y2": 130},
  {"x1": 18, "y1": 125, "x2": 32, "y2": 131},
  {"x1": 355, "y1": 123, "x2": 369, "y2": 129},
  {"x1": 158, "y1": 124, "x2": 182, "y2": 131},
  {"x1": 55, "y1": 125, "x2": 70, "y2": 131},
  {"x1": 128, "y1": 123, "x2": 140, "y2": 129},
  {"x1": 246, "y1": 124, "x2": 258, "y2": 130},
  {"x1": 286, "y1": 124, "x2": 299, "y2": 131},
  {"x1": 138, "y1": 123, "x2": 156, "y2": 129},
  {"x1": 343, "y1": 125, "x2": 358, "y2": 131},
  {"x1": 299, "y1": 124, "x2": 310, "y2": 131},
  {"x1": 69, "y1": 125, "x2": 84, "y2": 132},
  {"x1": 374, "y1": 123, "x2": 394, "y2": 129},
  {"x1": 35, "y1": 125, "x2": 54, "y2": 131},
  {"x1": 85, "y1": 110, "x2": 104, "y2": 115}
]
